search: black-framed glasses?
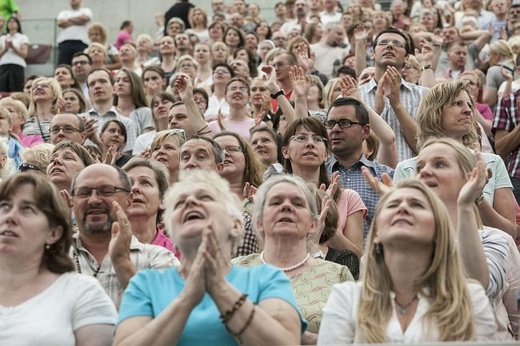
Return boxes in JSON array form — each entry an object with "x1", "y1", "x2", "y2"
[
  {"x1": 19, "y1": 162, "x2": 44, "y2": 172},
  {"x1": 50, "y1": 126, "x2": 81, "y2": 134},
  {"x1": 290, "y1": 133, "x2": 327, "y2": 144},
  {"x1": 324, "y1": 119, "x2": 363, "y2": 129},
  {"x1": 223, "y1": 145, "x2": 242, "y2": 153},
  {"x1": 71, "y1": 184, "x2": 130, "y2": 199}
]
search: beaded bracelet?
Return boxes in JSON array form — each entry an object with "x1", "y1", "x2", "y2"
[
  {"x1": 226, "y1": 305, "x2": 256, "y2": 344},
  {"x1": 220, "y1": 293, "x2": 248, "y2": 323}
]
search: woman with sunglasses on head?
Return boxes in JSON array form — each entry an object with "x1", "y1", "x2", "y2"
[
  {"x1": 0, "y1": 173, "x2": 117, "y2": 345},
  {"x1": 23, "y1": 77, "x2": 62, "y2": 143}
]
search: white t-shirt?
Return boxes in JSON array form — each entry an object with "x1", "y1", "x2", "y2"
[
  {"x1": 0, "y1": 272, "x2": 117, "y2": 345},
  {"x1": 133, "y1": 130, "x2": 156, "y2": 156},
  {"x1": 0, "y1": 33, "x2": 29, "y2": 67},
  {"x1": 318, "y1": 281, "x2": 497, "y2": 343},
  {"x1": 57, "y1": 7, "x2": 92, "y2": 44}
]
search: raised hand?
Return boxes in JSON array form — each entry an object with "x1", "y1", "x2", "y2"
[
  {"x1": 289, "y1": 65, "x2": 310, "y2": 99},
  {"x1": 383, "y1": 66, "x2": 401, "y2": 105},
  {"x1": 103, "y1": 145, "x2": 118, "y2": 166},
  {"x1": 295, "y1": 42, "x2": 314, "y2": 72},
  {"x1": 353, "y1": 24, "x2": 368, "y2": 42},
  {"x1": 180, "y1": 236, "x2": 207, "y2": 309},
  {"x1": 82, "y1": 116, "x2": 99, "y2": 140},
  {"x1": 174, "y1": 74, "x2": 193, "y2": 101},
  {"x1": 362, "y1": 166, "x2": 393, "y2": 195},
  {"x1": 457, "y1": 150, "x2": 488, "y2": 206},
  {"x1": 203, "y1": 224, "x2": 232, "y2": 296},
  {"x1": 108, "y1": 201, "x2": 133, "y2": 264},
  {"x1": 243, "y1": 182, "x2": 257, "y2": 203},
  {"x1": 261, "y1": 65, "x2": 280, "y2": 94},
  {"x1": 339, "y1": 74, "x2": 361, "y2": 100}
]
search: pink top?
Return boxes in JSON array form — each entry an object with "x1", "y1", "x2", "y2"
[
  {"x1": 17, "y1": 132, "x2": 44, "y2": 147},
  {"x1": 115, "y1": 31, "x2": 132, "y2": 50},
  {"x1": 337, "y1": 189, "x2": 367, "y2": 236},
  {"x1": 151, "y1": 228, "x2": 174, "y2": 252}
]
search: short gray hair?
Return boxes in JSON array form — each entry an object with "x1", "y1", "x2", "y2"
[
  {"x1": 252, "y1": 174, "x2": 318, "y2": 241},
  {"x1": 163, "y1": 169, "x2": 244, "y2": 250}
]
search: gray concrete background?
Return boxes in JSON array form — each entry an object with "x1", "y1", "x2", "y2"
[{"x1": 18, "y1": 0, "x2": 278, "y2": 75}]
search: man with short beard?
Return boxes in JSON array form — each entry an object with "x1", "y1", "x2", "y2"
[{"x1": 70, "y1": 163, "x2": 178, "y2": 307}]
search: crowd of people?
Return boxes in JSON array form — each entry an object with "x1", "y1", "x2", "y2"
[{"x1": 1, "y1": 0, "x2": 520, "y2": 343}]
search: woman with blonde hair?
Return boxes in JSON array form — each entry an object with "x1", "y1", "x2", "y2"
[
  {"x1": 394, "y1": 80, "x2": 517, "y2": 238},
  {"x1": 87, "y1": 42, "x2": 108, "y2": 70},
  {"x1": 23, "y1": 77, "x2": 62, "y2": 143},
  {"x1": 115, "y1": 170, "x2": 304, "y2": 345},
  {"x1": 87, "y1": 22, "x2": 121, "y2": 70},
  {"x1": 150, "y1": 129, "x2": 186, "y2": 184},
  {"x1": 0, "y1": 97, "x2": 43, "y2": 147},
  {"x1": 176, "y1": 54, "x2": 198, "y2": 81},
  {"x1": 483, "y1": 39, "x2": 515, "y2": 108},
  {"x1": 185, "y1": 7, "x2": 209, "y2": 42},
  {"x1": 319, "y1": 178, "x2": 496, "y2": 343},
  {"x1": 322, "y1": 78, "x2": 342, "y2": 109}
]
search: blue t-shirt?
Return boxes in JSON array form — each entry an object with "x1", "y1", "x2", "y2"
[{"x1": 117, "y1": 264, "x2": 306, "y2": 345}]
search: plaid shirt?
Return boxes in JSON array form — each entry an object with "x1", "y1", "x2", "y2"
[
  {"x1": 492, "y1": 90, "x2": 520, "y2": 178},
  {"x1": 359, "y1": 78, "x2": 429, "y2": 162},
  {"x1": 326, "y1": 154, "x2": 394, "y2": 240}
]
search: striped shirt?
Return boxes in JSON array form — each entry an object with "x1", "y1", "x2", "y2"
[
  {"x1": 492, "y1": 90, "x2": 520, "y2": 179},
  {"x1": 359, "y1": 78, "x2": 429, "y2": 162},
  {"x1": 71, "y1": 233, "x2": 179, "y2": 308}
]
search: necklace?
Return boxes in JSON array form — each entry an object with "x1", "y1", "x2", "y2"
[
  {"x1": 394, "y1": 295, "x2": 418, "y2": 315},
  {"x1": 260, "y1": 251, "x2": 310, "y2": 272},
  {"x1": 73, "y1": 250, "x2": 102, "y2": 278}
]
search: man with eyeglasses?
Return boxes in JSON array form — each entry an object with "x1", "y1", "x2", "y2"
[
  {"x1": 325, "y1": 97, "x2": 394, "y2": 240},
  {"x1": 50, "y1": 113, "x2": 86, "y2": 145},
  {"x1": 359, "y1": 27, "x2": 428, "y2": 162},
  {"x1": 71, "y1": 52, "x2": 92, "y2": 101},
  {"x1": 70, "y1": 163, "x2": 178, "y2": 307}
]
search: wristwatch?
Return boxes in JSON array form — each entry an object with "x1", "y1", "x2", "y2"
[{"x1": 270, "y1": 90, "x2": 284, "y2": 99}]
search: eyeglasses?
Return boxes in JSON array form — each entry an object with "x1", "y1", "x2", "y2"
[
  {"x1": 19, "y1": 162, "x2": 43, "y2": 172},
  {"x1": 32, "y1": 83, "x2": 50, "y2": 91},
  {"x1": 290, "y1": 133, "x2": 326, "y2": 144},
  {"x1": 179, "y1": 63, "x2": 194, "y2": 69},
  {"x1": 377, "y1": 39, "x2": 406, "y2": 48},
  {"x1": 228, "y1": 86, "x2": 248, "y2": 92},
  {"x1": 324, "y1": 119, "x2": 363, "y2": 129},
  {"x1": 72, "y1": 60, "x2": 89, "y2": 66},
  {"x1": 71, "y1": 184, "x2": 130, "y2": 199},
  {"x1": 214, "y1": 69, "x2": 231, "y2": 75},
  {"x1": 223, "y1": 145, "x2": 242, "y2": 153},
  {"x1": 161, "y1": 128, "x2": 187, "y2": 142},
  {"x1": 50, "y1": 126, "x2": 81, "y2": 134}
]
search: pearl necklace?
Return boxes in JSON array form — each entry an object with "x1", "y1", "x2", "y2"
[{"x1": 260, "y1": 251, "x2": 310, "y2": 272}]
